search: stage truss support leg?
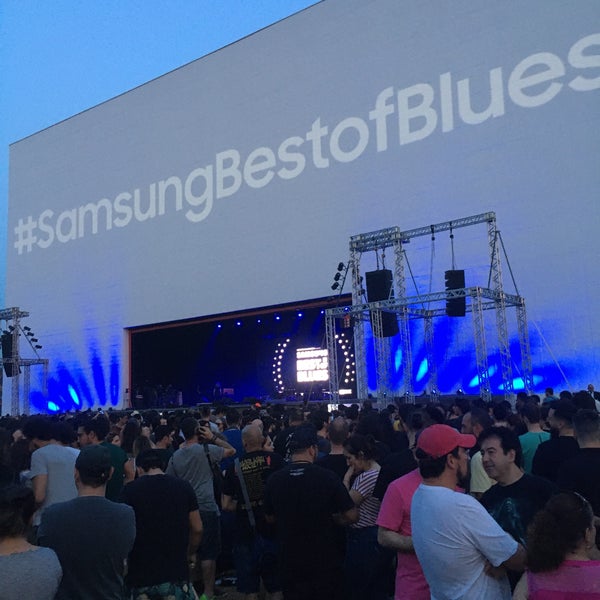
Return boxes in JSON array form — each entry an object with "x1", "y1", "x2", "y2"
[
  {"x1": 326, "y1": 312, "x2": 339, "y2": 404},
  {"x1": 372, "y1": 308, "x2": 391, "y2": 401},
  {"x1": 488, "y1": 220, "x2": 514, "y2": 400},
  {"x1": 350, "y1": 250, "x2": 368, "y2": 401},
  {"x1": 471, "y1": 288, "x2": 491, "y2": 402},
  {"x1": 24, "y1": 366, "x2": 31, "y2": 415},
  {"x1": 424, "y1": 314, "x2": 438, "y2": 395},
  {"x1": 516, "y1": 299, "x2": 534, "y2": 394},
  {"x1": 399, "y1": 307, "x2": 414, "y2": 403}
]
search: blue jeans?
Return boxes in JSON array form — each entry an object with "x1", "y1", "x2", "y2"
[
  {"x1": 344, "y1": 525, "x2": 393, "y2": 600},
  {"x1": 232, "y1": 534, "x2": 281, "y2": 594}
]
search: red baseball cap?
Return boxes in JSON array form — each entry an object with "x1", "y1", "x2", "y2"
[{"x1": 417, "y1": 424, "x2": 476, "y2": 458}]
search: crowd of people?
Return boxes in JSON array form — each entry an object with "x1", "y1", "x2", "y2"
[{"x1": 0, "y1": 385, "x2": 599, "y2": 599}]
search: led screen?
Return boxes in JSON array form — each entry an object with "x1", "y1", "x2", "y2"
[{"x1": 296, "y1": 348, "x2": 329, "y2": 384}]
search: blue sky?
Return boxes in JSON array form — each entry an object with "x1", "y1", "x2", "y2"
[{"x1": 0, "y1": 0, "x2": 317, "y2": 306}]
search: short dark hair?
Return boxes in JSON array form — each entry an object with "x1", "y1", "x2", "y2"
[
  {"x1": 551, "y1": 400, "x2": 578, "y2": 425},
  {"x1": 453, "y1": 397, "x2": 471, "y2": 416},
  {"x1": 478, "y1": 426, "x2": 523, "y2": 468},
  {"x1": 287, "y1": 408, "x2": 304, "y2": 426},
  {"x1": 521, "y1": 401, "x2": 541, "y2": 424},
  {"x1": 492, "y1": 402, "x2": 511, "y2": 422},
  {"x1": 82, "y1": 415, "x2": 110, "y2": 441},
  {"x1": 416, "y1": 446, "x2": 459, "y2": 479},
  {"x1": 310, "y1": 409, "x2": 329, "y2": 431},
  {"x1": 22, "y1": 416, "x2": 54, "y2": 441},
  {"x1": 180, "y1": 417, "x2": 198, "y2": 440},
  {"x1": 470, "y1": 408, "x2": 493, "y2": 430},
  {"x1": 225, "y1": 407, "x2": 240, "y2": 425},
  {"x1": 153, "y1": 424, "x2": 172, "y2": 441},
  {"x1": 0, "y1": 484, "x2": 35, "y2": 537},
  {"x1": 136, "y1": 449, "x2": 164, "y2": 472},
  {"x1": 573, "y1": 391, "x2": 596, "y2": 411},
  {"x1": 52, "y1": 421, "x2": 77, "y2": 445},
  {"x1": 573, "y1": 409, "x2": 600, "y2": 442}
]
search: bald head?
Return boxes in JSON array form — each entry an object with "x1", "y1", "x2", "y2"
[
  {"x1": 242, "y1": 424, "x2": 264, "y2": 451},
  {"x1": 328, "y1": 417, "x2": 349, "y2": 446}
]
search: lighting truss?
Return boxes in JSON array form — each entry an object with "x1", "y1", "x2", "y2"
[
  {"x1": 0, "y1": 307, "x2": 49, "y2": 415},
  {"x1": 326, "y1": 212, "x2": 532, "y2": 404}
]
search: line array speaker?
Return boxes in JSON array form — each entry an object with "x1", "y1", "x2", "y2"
[
  {"x1": 1, "y1": 332, "x2": 17, "y2": 377},
  {"x1": 365, "y1": 269, "x2": 399, "y2": 337},
  {"x1": 445, "y1": 269, "x2": 466, "y2": 317}
]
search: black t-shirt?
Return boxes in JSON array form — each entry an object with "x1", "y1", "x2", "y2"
[
  {"x1": 222, "y1": 450, "x2": 285, "y2": 540},
  {"x1": 557, "y1": 447, "x2": 600, "y2": 515},
  {"x1": 532, "y1": 436, "x2": 580, "y2": 483},
  {"x1": 154, "y1": 447, "x2": 174, "y2": 471},
  {"x1": 264, "y1": 462, "x2": 355, "y2": 578},
  {"x1": 316, "y1": 453, "x2": 348, "y2": 481},
  {"x1": 119, "y1": 473, "x2": 199, "y2": 587},
  {"x1": 273, "y1": 425, "x2": 298, "y2": 459},
  {"x1": 372, "y1": 448, "x2": 417, "y2": 500},
  {"x1": 480, "y1": 473, "x2": 557, "y2": 546}
]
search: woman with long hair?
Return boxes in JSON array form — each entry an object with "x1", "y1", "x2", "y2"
[
  {"x1": 343, "y1": 433, "x2": 391, "y2": 600},
  {"x1": 513, "y1": 491, "x2": 600, "y2": 599}
]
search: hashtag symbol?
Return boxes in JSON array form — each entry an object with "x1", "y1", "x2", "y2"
[{"x1": 14, "y1": 216, "x2": 37, "y2": 254}]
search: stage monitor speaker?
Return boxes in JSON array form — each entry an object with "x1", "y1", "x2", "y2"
[
  {"x1": 1, "y1": 332, "x2": 17, "y2": 377},
  {"x1": 365, "y1": 269, "x2": 399, "y2": 337},
  {"x1": 445, "y1": 269, "x2": 466, "y2": 317}
]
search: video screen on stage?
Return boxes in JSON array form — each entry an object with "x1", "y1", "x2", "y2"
[{"x1": 296, "y1": 347, "x2": 329, "y2": 384}]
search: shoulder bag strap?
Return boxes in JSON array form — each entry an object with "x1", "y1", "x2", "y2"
[
  {"x1": 234, "y1": 457, "x2": 256, "y2": 531},
  {"x1": 203, "y1": 442, "x2": 217, "y2": 477}
]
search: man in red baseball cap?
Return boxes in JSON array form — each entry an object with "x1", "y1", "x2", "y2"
[{"x1": 410, "y1": 424, "x2": 525, "y2": 600}]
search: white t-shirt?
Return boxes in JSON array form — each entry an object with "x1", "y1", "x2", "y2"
[{"x1": 411, "y1": 483, "x2": 516, "y2": 600}]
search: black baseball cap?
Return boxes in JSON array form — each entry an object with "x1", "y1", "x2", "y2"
[{"x1": 75, "y1": 445, "x2": 111, "y2": 479}]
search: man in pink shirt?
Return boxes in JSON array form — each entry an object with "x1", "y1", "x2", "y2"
[{"x1": 376, "y1": 468, "x2": 429, "y2": 600}]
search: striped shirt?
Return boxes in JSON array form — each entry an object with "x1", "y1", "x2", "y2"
[{"x1": 351, "y1": 467, "x2": 381, "y2": 528}]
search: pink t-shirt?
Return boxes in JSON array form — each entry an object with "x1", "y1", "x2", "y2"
[
  {"x1": 528, "y1": 560, "x2": 600, "y2": 599},
  {"x1": 376, "y1": 468, "x2": 430, "y2": 600}
]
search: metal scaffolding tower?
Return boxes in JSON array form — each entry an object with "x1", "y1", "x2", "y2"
[
  {"x1": 326, "y1": 212, "x2": 531, "y2": 403},
  {"x1": 0, "y1": 307, "x2": 49, "y2": 415}
]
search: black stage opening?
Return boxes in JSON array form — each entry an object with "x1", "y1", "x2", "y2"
[{"x1": 129, "y1": 295, "x2": 354, "y2": 408}]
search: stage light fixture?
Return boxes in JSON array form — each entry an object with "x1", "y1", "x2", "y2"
[
  {"x1": 334, "y1": 273, "x2": 342, "y2": 282},
  {"x1": 331, "y1": 282, "x2": 339, "y2": 290},
  {"x1": 35, "y1": 345, "x2": 42, "y2": 349},
  {"x1": 30, "y1": 338, "x2": 38, "y2": 343},
  {"x1": 337, "y1": 262, "x2": 345, "y2": 271},
  {"x1": 236, "y1": 321, "x2": 241, "y2": 326}
]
